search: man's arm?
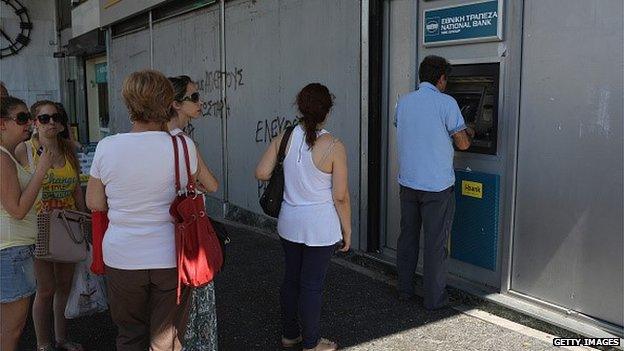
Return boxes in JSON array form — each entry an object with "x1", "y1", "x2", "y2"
[{"x1": 452, "y1": 127, "x2": 474, "y2": 150}]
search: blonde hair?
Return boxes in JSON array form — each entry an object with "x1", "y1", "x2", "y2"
[{"x1": 122, "y1": 70, "x2": 174, "y2": 124}]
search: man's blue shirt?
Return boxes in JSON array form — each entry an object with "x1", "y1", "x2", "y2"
[{"x1": 394, "y1": 82, "x2": 466, "y2": 192}]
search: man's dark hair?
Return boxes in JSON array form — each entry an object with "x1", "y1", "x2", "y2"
[{"x1": 418, "y1": 55, "x2": 452, "y2": 85}]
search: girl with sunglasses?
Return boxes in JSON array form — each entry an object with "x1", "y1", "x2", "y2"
[
  {"x1": 16, "y1": 100, "x2": 86, "y2": 351},
  {"x1": 168, "y1": 75, "x2": 218, "y2": 193},
  {"x1": 0, "y1": 96, "x2": 54, "y2": 351},
  {"x1": 167, "y1": 75, "x2": 219, "y2": 350}
]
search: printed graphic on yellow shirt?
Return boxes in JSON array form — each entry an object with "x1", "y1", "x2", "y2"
[
  {"x1": 461, "y1": 180, "x2": 483, "y2": 199},
  {"x1": 37, "y1": 169, "x2": 78, "y2": 213},
  {"x1": 28, "y1": 140, "x2": 78, "y2": 213}
]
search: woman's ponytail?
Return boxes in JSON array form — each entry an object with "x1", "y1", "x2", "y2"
[{"x1": 295, "y1": 83, "x2": 334, "y2": 148}]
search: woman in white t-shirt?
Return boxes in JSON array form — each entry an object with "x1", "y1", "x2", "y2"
[
  {"x1": 86, "y1": 70, "x2": 198, "y2": 351},
  {"x1": 167, "y1": 75, "x2": 219, "y2": 350}
]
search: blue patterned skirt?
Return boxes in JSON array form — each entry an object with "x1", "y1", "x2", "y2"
[{"x1": 182, "y1": 282, "x2": 218, "y2": 351}]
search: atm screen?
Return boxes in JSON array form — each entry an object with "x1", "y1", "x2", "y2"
[
  {"x1": 451, "y1": 89, "x2": 485, "y2": 125},
  {"x1": 446, "y1": 63, "x2": 499, "y2": 155}
]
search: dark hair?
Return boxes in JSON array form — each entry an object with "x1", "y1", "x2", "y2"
[
  {"x1": 122, "y1": 70, "x2": 174, "y2": 124},
  {"x1": 296, "y1": 83, "x2": 334, "y2": 148},
  {"x1": 54, "y1": 102, "x2": 71, "y2": 139},
  {"x1": 30, "y1": 100, "x2": 80, "y2": 174},
  {"x1": 0, "y1": 81, "x2": 8, "y2": 97},
  {"x1": 418, "y1": 55, "x2": 452, "y2": 85},
  {"x1": 1, "y1": 96, "x2": 27, "y2": 118},
  {"x1": 168, "y1": 75, "x2": 193, "y2": 101}
]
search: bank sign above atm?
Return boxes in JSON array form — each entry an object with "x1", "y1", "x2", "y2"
[{"x1": 423, "y1": 0, "x2": 503, "y2": 46}]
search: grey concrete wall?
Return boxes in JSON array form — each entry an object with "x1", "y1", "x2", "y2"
[
  {"x1": 106, "y1": 0, "x2": 362, "y2": 246},
  {"x1": 0, "y1": 0, "x2": 60, "y2": 104},
  {"x1": 512, "y1": 0, "x2": 624, "y2": 327},
  {"x1": 108, "y1": 29, "x2": 151, "y2": 133},
  {"x1": 223, "y1": 0, "x2": 362, "y2": 246},
  {"x1": 381, "y1": 0, "x2": 418, "y2": 257},
  {"x1": 151, "y1": 6, "x2": 224, "y2": 201},
  {"x1": 72, "y1": 0, "x2": 100, "y2": 37}
]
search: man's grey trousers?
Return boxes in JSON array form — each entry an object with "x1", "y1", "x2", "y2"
[{"x1": 396, "y1": 185, "x2": 456, "y2": 310}]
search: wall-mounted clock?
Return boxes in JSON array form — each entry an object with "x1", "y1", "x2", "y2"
[{"x1": 0, "y1": 0, "x2": 32, "y2": 59}]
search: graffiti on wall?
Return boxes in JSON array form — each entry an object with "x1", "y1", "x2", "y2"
[
  {"x1": 196, "y1": 68, "x2": 245, "y2": 118},
  {"x1": 255, "y1": 116, "x2": 299, "y2": 143},
  {"x1": 254, "y1": 116, "x2": 299, "y2": 198},
  {"x1": 197, "y1": 67, "x2": 245, "y2": 95},
  {"x1": 202, "y1": 99, "x2": 230, "y2": 118}
]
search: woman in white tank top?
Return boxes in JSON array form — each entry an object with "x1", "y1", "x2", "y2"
[
  {"x1": 255, "y1": 83, "x2": 351, "y2": 351},
  {"x1": 168, "y1": 75, "x2": 219, "y2": 350}
]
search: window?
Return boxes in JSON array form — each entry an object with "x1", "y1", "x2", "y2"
[
  {"x1": 111, "y1": 12, "x2": 149, "y2": 38},
  {"x1": 56, "y1": 0, "x2": 72, "y2": 31},
  {"x1": 152, "y1": 0, "x2": 217, "y2": 23}
]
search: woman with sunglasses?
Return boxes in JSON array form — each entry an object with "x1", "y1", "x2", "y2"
[
  {"x1": 0, "y1": 96, "x2": 54, "y2": 351},
  {"x1": 16, "y1": 100, "x2": 86, "y2": 351},
  {"x1": 167, "y1": 75, "x2": 219, "y2": 350},
  {"x1": 168, "y1": 75, "x2": 218, "y2": 193}
]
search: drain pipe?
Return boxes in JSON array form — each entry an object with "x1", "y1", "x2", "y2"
[
  {"x1": 219, "y1": 0, "x2": 229, "y2": 216},
  {"x1": 149, "y1": 10, "x2": 154, "y2": 68}
]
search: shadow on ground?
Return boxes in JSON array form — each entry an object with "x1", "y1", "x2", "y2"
[{"x1": 20, "y1": 224, "x2": 461, "y2": 350}]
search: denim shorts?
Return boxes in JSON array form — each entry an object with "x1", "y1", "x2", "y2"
[{"x1": 0, "y1": 245, "x2": 36, "y2": 303}]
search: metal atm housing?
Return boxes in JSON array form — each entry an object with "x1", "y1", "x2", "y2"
[
  {"x1": 443, "y1": 62, "x2": 503, "y2": 282},
  {"x1": 380, "y1": 2, "x2": 511, "y2": 292}
]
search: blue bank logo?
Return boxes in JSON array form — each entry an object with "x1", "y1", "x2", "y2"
[{"x1": 426, "y1": 18, "x2": 440, "y2": 35}]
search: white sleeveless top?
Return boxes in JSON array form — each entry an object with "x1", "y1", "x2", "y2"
[{"x1": 277, "y1": 125, "x2": 342, "y2": 246}]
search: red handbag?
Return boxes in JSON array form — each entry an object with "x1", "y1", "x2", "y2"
[
  {"x1": 90, "y1": 211, "x2": 109, "y2": 275},
  {"x1": 170, "y1": 135, "x2": 224, "y2": 304}
]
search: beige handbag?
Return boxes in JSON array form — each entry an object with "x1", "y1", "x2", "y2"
[{"x1": 35, "y1": 209, "x2": 91, "y2": 263}]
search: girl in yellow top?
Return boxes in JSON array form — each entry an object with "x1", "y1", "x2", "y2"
[
  {"x1": 1, "y1": 96, "x2": 54, "y2": 351},
  {"x1": 16, "y1": 101, "x2": 86, "y2": 351}
]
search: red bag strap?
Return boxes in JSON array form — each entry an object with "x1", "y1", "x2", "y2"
[
  {"x1": 176, "y1": 135, "x2": 196, "y2": 193},
  {"x1": 171, "y1": 136, "x2": 182, "y2": 192}
]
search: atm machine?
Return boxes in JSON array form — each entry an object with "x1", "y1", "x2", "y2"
[
  {"x1": 445, "y1": 63, "x2": 502, "y2": 281},
  {"x1": 382, "y1": 0, "x2": 512, "y2": 290}
]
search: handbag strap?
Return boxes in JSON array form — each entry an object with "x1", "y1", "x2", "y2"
[
  {"x1": 277, "y1": 126, "x2": 296, "y2": 166},
  {"x1": 172, "y1": 134, "x2": 196, "y2": 193},
  {"x1": 59, "y1": 211, "x2": 86, "y2": 244},
  {"x1": 171, "y1": 136, "x2": 182, "y2": 192}
]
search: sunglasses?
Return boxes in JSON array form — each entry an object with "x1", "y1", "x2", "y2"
[
  {"x1": 178, "y1": 92, "x2": 200, "y2": 103},
  {"x1": 37, "y1": 113, "x2": 66, "y2": 124},
  {"x1": 10, "y1": 111, "x2": 32, "y2": 125}
]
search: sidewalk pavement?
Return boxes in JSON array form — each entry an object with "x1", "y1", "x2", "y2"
[{"x1": 20, "y1": 222, "x2": 584, "y2": 350}]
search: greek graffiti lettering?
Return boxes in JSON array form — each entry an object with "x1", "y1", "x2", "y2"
[
  {"x1": 197, "y1": 67, "x2": 245, "y2": 95},
  {"x1": 202, "y1": 99, "x2": 230, "y2": 118},
  {"x1": 255, "y1": 116, "x2": 299, "y2": 143}
]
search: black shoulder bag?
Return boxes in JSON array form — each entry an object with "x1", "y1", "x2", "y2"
[{"x1": 259, "y1": 126, "x2": 296, "y2": 218}]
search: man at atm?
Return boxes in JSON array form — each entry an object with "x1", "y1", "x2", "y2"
[{"x1": 394, "y1": 55, "x2": 473, "y2": 310}]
